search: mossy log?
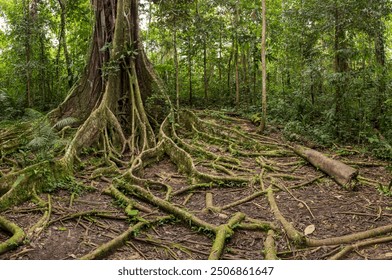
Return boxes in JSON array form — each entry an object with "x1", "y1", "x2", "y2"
[{"x1": 292, "y1": 145, "x2": 358, "y2": 190}]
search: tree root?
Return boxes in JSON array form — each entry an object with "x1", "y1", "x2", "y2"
[
  {"x1": 2, "y1": 105, "x2": 390, "y2": 260},
  {"x1": 306, "y1": 224, "x2": 392, "y2": 247},
  {"x1": 48, "y1": 210, "x2": 124, "y2": 226},
  {"x1": 0, "y1": 161, "x2": 66, "y2": 212},
  {"x1": 328, "y1": 235, "x2": 392, "y2": 260},
  {"x1": 266, "y1": 187, "x2": 307, "y2": 245},
  {"x1": 208, "y1": 212, "x2": 245, "y2": 260},
  {"x1": 80, "y1": 217, "x2": 172, "y2": 260},
  {"x1": 27, "y1": 194, "x2": 52, "y2": 241},
  {"x1": 103, "y1": 185, "x2": 153, "y2": 214},
  {"x1": 119, "y1": 183, "x2": 217, "y2": 232},
  {"x1": 0, "y1": 215, "x2": 25, "y2": 254},
  {"x1": 264, "y1": 230, "x2": 278, "y2": 260},
  {"x1": 265, "y1": 179, "x2": 392, "y2": 249},
  {"x1": 237, "y1": 217, "x2": 277, "y2": 231}
]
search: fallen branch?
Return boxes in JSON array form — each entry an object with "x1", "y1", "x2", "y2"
[{"x1": 292, "y1": 145, "x2": 358, "y2": 190}]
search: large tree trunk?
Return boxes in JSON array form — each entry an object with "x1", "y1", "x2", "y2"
[{"x1": 53, "y1": 0, "x2": 165, "y2": 168}]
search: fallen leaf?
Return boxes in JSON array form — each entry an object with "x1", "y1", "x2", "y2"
[
  {"x1": 218, "y1": 213, "x2": 228, "y2": 219},
  {"x1": 304, "y1": 224, "x2": 316, "y2": 236}
]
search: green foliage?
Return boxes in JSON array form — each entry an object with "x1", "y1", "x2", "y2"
[
  {"x1": 0, "y1": 0, "x2": 92, "y2": 113},
  {"x1": 0, "y1": 89, "x2": 24, "y2": 119},
  {"x1": 53, "y1": 117, "x2": 79, "y2": 130},
  {"x1": 0, "y1": 0, "x2": 391, "y2": 161}
]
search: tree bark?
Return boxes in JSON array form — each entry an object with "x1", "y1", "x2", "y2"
[
  {"x1": 57, "y1": 0, "x2": 74, "y2": 89},
  {"x1": 333, "y1": 7, "x2": 349, "y2": 136},
  {"x1": 259, "y1": 0, "x2": 267, "y2": 132},
  {"x1": 173, "y1": 27, "x2": 180, "y2": 114},
  {"x1": 292, "y1": 145, "x2": 358, "y2": 190},
  {"x1": 51, "y1": 0, "x2": 165, "y2": 169},
  {"x1": 234, "y1": 0, "x2": 240, "y2": 110}
]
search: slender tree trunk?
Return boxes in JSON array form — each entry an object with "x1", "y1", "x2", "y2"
[
  {"x1": 242, "y1": 48, "x2": 250, "y2": 105},
  {"x1": 203, "y1": 40, "x2": 208, "y2": 101},
  {"x1": 55, "y1": 0, "x2": 73, "y2": 91},
  {"x1": 188, "y1": 36, "x2": 193, "y2": 106},
  {"x1": 218, "y1": 22, "x2": 222, "y2": 85},
  {"x1": 333, "y1": 7, "x2": 348, "y2": 136},
  {"x1": 227, "y1": 34, "x2": 234, "y2": 99},
  {"x1": 235, "y1": 48, "x2": 240, "y2": 109},
  {"x1": 259, "y1": 0, "x2": 267, "y2": 132},
  {"x1": 173, "y1": 27, "x2": 180, "y2": 114},
  {"x1": 374, "y1": 19, "x2": 386, "y2": 130},
  {"x1": 58, "y1": 0, "x2": 73, "y2": 89},
  {"x1": 24, "y1": 0, "x2": 33, "y2": 108},
  {"x1": 235, "y1": 0, "x2": 240, "y2": 110}
]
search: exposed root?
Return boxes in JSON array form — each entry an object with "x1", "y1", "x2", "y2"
[
  {"x1": 266, "y1": 186, "x2": 306, "y2": 245},
  {"x1": 237, "y1": 217, "x2": 277, "y2": 231},
  {"x1": 264, "y1": 230, "x2": 278, "y2": 260},
  {"x1": 0, "y1": 161, "x2": 65, "y2": 212},
  {"x1": 119, "y1": 182, "x2": 217, "y2": 232},
  {"x1": 48, "y1": 210, "x2": 124, "y2": 226},
  {"x1": 306, "y1": 224, "x2": 392, "y2": 247},
  {"x1": 1, "y1": 107, "x2": 390, "y2": 260},
  {"x1": 103, "y1": 185, "x2": 153, "y2": 214},
  {"x1": 27, "y1": 194, "x2": 52, "y2": 241},
  {"x1": 328, "y1": 235, "x2": 392, "y2": 260},
  {"x1": 208, "y1": 212, "x2": 245, "y2": 260},
  {"x1": 0, "y1": 215, "x2": 25, "y2": 254},
  {"x1": 80, "y1": 221, "x2": 148, "y2": 260}
]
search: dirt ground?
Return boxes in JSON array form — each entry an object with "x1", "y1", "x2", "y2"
[{"x1": 1, "y1": 111, "x2": 391, "y2": 260}]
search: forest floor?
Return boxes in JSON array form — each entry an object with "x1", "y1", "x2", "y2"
[{"x1": 1, "y1": 110, "x2": 391, "y2": 260}]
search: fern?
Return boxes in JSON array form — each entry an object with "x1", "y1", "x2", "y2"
[
  {"x1": 24, "y1": 108, "x2": 44, "y2": 119},
  {"x1": 27, "y1": 119, "x2": 59, "y2": 152},
  {"x1": 0, "y1": 90, "x2": 22, "y2": 119},
  {"x1": 53, "y1": 117, "x2": 79, "y2": 130},
  {"x1": 27, "y1": 136, "x2": 49, "y2": 151}
]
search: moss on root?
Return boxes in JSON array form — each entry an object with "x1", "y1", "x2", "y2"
[
  {"x1": 0, "y1": 215, "x2": 25, "y2": 254},
  {"x1": 0, "y1": 161, "x2": 69, "y2": 212}
]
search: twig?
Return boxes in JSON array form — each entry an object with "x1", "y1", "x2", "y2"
[{"x1": 274, "y1": 181, "x2": 315, "y2": 219}]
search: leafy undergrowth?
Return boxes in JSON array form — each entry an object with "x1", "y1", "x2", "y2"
[{"x1": 0, "y1": 110, "x2": 391, "y2": 260}]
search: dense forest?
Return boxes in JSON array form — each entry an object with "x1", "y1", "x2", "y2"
[{"x1": 0, "y1": 0, "x2": 391, "y2": 260}]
